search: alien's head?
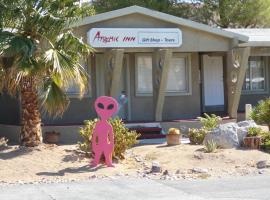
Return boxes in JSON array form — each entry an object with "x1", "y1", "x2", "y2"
[{"x1": 94, "y1": 96, "x2": 118, "y2": 120}]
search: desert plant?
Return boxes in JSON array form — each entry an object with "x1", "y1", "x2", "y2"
[
  {"x1": 247, "y1": 127, "x2": 264, "y2": 137},
  {"x1": 204, "y1": 140, "x2": 217, "y2": 153},
  {"x1": 168, "y1": 128, "x2": 180, "y2": 135},
  {"x1": 251, "y1": 98, "x2": 270, "y2": 129},
  {"x1": 79, "y1": 118, "x2": 140, "y2": 159},
  {"x1": 0, "y1": 137, "x2": 8, "y2": 150},
  {"x1": 188, "y1": 128, "x2": 208, "y2": 145},
  {"x1": 198, "y1": 113, "x2": 221, "y2": 131},
  {"x1": 246, "y1": 127, "x2": 270, "y2": 150},
  {"x1": 0, "y1": 1, "x2": 95, "y2": 146}
]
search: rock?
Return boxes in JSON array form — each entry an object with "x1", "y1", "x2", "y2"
[
  {"x1": 257, "y1": 160, "x2": 270, "y2": 169},
  {"x1": 89, "y1": 175, "x2": 97, "y2": 179},
  {"x1": 163, "y1": 170, "x2": 169, "y2": 176},
  {"x1": 204, "y1": 123, "x2": 239, "y2": 148},
  {"x1": 237, "y1": 120, "x2": 257, "y2": 128},
  {"x1": 237, "y1": 120, "x2": 257, "y2": 144},
  {"x1": 175, "y1": 169, "x2": 181, "y2": 174},
  {"x1": 151, "y1": 161, "x2": 162, "y2": 173},
  {"x1": 204, "y1": 121, "x2": 258, "y2": 148},
  {"x1": 258, "y1": 169, "x2": 264, "y2": 174},
  {"x1": 192, "y1": 168, "x2": 208, "y2": 174},
  {"x1": 194, "y1": 153, "x2": 204, "y2": 160},
  {"x1": 135, "y1": 156, "x2": 143, "y2": 162}
]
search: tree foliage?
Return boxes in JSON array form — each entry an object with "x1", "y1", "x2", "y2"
[
  {"x1": 92, "y1": 0, "x2": 270, "y2": 28},
  {"x1": 0, "y1": 0, "x2": 95, "y2": 116},
  {"x1": 197, "y1": 0, "x2": 270, "y2": 28}
]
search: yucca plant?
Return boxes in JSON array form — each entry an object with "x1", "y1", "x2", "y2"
[{"x1": 0, "y1": 0, "x2": 95, "y2": 146}]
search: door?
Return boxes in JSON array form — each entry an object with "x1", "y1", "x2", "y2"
[{"x1": 202, "y1": 55, "x2": 224, "y2": 111}]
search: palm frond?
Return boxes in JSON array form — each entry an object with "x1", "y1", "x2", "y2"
[{"x1": 40, "y1": 78, "x2": 70, "y2": 117}]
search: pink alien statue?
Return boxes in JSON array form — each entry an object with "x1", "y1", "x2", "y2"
[{"x1": 91, "y1": 96, "x2": 118, "y2": 167}]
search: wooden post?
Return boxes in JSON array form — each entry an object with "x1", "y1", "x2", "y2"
[
  {"x1": 227, "y1": 47, "x2": 250, "y2": 118},
  {"x1": 109, "y1": 49, "x2": 124, "y2": 98},
  {"x1": 103, "y1": 49, "x2": 124, "y2": 97},
  {"x1": 152, "y1": 49, "x2": 172, "y2": 121}
]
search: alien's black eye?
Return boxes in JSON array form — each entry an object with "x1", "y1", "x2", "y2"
[
  {"x1": 97, "y1": 103, "x2": 104, "y2": 109},
  {"x1": 107, "y1": 104, "x2": 114, "y2": 110}
]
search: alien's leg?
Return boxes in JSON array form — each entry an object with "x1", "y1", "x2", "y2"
[
  {"x1": 91, "y1": 147, "x2": 102, "y2": 167},
  {"x1": 104, "y1": 144, "x2": 114, "y2": 167}
]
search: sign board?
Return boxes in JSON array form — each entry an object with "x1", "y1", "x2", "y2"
[{"x1": 87, "y1": 28, "x2": 182, "y2": 48}]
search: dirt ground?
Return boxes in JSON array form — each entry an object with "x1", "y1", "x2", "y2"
[{"x1": 0, "y1": 143, "x2": 270, "y2": 184}]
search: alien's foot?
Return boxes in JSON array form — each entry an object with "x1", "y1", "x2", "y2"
[
  {"x1": 90, "y1": 161, "x2": 98, "y2": 167},
  {"x1": 106, "y1": 163, "x2": 115, "y2": 167}
]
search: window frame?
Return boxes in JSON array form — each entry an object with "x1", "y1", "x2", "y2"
[
  {"x1": 165, "y1": 53, "x2": 192, "y2": 96},
  {"x1": 66, "y1": 57, "x2": 92, "y2": 98},
  {"x1": 135, "y1": 53, "x2": 192, "y2": 96},
  {"x1": 242, "y1": 56, "x2": 268, "y2": 95},
  {"x1": 135, "y1": 53, "x2": 153, "y2": 96}
]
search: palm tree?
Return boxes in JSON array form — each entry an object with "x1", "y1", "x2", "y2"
[{"x1": 0, "y1": 0, "x2": 95, "y2": 146}]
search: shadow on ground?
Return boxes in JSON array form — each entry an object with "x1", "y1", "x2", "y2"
[
  {"x1": 36, "y1": 165, "x2": 105, "y2": 177},
  {"x1": 0, "y1": 146, "x2": 33, "y2": 160}
]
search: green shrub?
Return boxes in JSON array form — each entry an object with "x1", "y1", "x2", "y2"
[
  {"x1": 251, "y1": 98, "x2": 270, "y2": 129},
  {"x1": 204, "y1": 140, "x2": 218, "y2": 153},
  {"x1": 247, "y1": 127, "x2": 264, "y2": 137},
  {"x1": 198, "y1": 113, "x2": 221, "y2": 131},
  {"x1": 79, "y1": 118, "x2": 140, "y2": 159},
  {"x1": 188, "y1": 128, "x2": 208, "y2": 145},
  {"x1": 246, "y1": 127, "x2": 270, "y2": 151}
]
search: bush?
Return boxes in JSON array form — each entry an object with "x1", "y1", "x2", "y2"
[
  {"x1": 247, "y1": 127, "x2": 264, "y2": 137},
  {"x1": 79, "y1": 118, "x2": 140, "y2": 159},
  {"x1": 251, "y1": 98, "x2": 270, "y2": 129},
  {"x1": 198, "y1": 113, "x2": 221, "y2": 131},
  {"x1": 204, "y1": 140, "x2": 217, "y2": 153},
  {"x1": 0, "y1": 137, "x2": 8, "y2": 151},
  {"x1": 247, "y1": 127, "x2": 270, "y2": 150},
  {"x1": 188, "y1": 128, "x2": 208, "y2": 145}
]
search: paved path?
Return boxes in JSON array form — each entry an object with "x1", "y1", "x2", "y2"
[{"x1": 0, "y1": 175, "x2": 270, "y2": 200}]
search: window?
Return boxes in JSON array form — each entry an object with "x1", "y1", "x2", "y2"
[
  {"x1": 243, "y1": 56, "x2": 266, "y2": 92},
  {"x1": 166, "y1": 56, "x2": 190, "y2": 94},
  {"x1": 135, "y1": 55, "x2": 153, "y2": 95},
  {"x1": 135, "y1": 53, "x2": 191, "y2": 96}
]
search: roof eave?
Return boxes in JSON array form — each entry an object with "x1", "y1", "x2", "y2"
[{"x1": 72, "y1": 5, "x2": 249, "y2": 42}]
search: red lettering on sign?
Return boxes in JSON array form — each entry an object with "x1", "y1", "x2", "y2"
[{"x1": 93, "y1": 31, "x2": 119, "y2": 43}]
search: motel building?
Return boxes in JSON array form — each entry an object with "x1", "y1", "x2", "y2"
[{"x1": 0, "y1": 6, "x2": 270, "y2": 142}]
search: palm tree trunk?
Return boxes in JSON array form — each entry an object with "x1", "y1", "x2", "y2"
[{"x1": 20, "y1": 76, "x2": 42, "y2": 146}]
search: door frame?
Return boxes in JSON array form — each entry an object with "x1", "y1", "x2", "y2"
[{"x1": 200, "y1": 53, "x2": 227, "y2": 113}]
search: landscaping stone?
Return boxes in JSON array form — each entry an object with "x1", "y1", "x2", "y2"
[
  {"x1": 256, "y1": 160, "x2": 270, "y2": 169},
  {"x1": 163, "y1": 169, "x2": 169, "y2": 176},
  {"x1": 237, "y1": 120, "x2": 257, "y2": 144},
  {"x1": 204, "y1": 123, "x2": 239, "y2": 148},
  {"x1": 204, "y1": 120, "x2": 258, "y2": 148},
  {"x1": 192, "y1": 167, "x2": 209, "y2": 174},
  {"x1": 151, "y1": 161, "x2": 162, "y2": 173}
]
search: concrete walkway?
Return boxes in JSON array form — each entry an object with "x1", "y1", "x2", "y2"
[{"x1": 0, "y1": 175, "x2": 270, "y2": 200}]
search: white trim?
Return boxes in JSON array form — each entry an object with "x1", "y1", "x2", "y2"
[{"x1": 73, "y1": 6, "x2": 248, "y2": 42}]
